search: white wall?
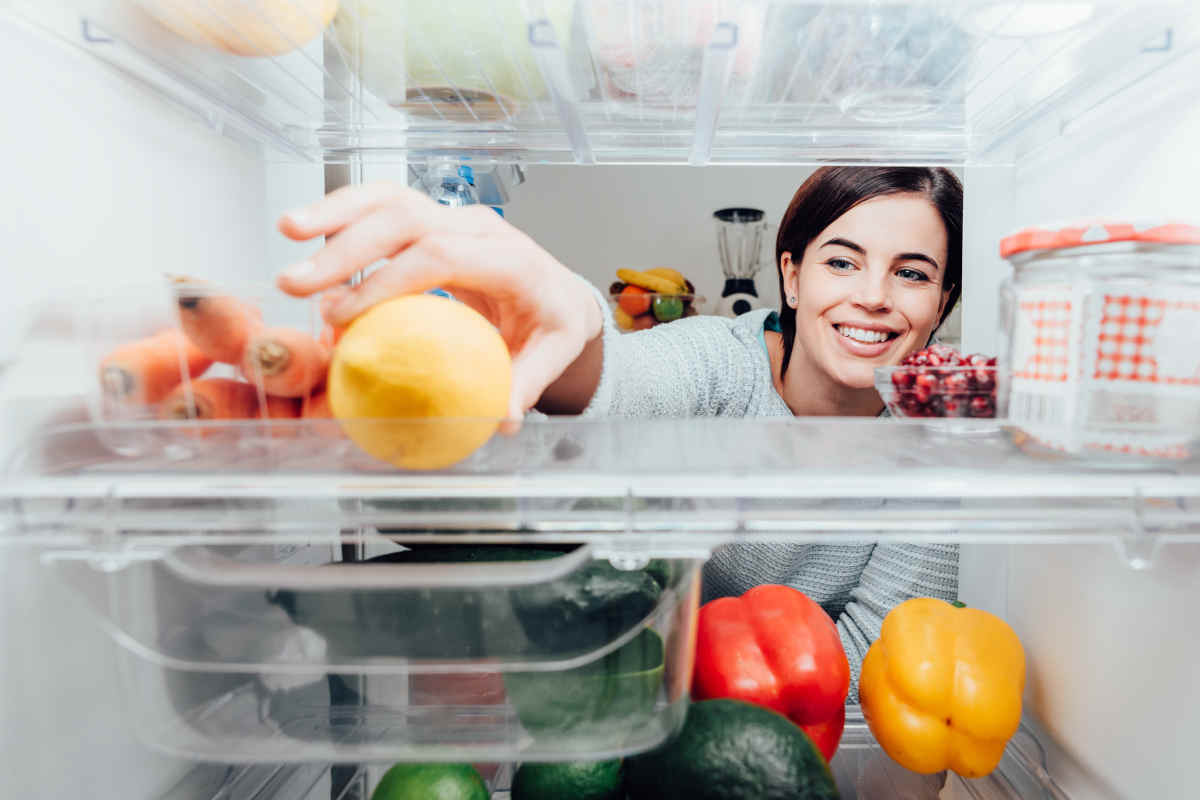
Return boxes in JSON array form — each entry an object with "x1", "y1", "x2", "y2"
[
  {"x1": 0, "y1": 14, "x2": 280, "y2": 799},
  {"x1": 506, "y1": 164, "x2": 964, "y2": 345},
  {"x1": 504, "y1": 164, "x2": 814, "y2": 315}
]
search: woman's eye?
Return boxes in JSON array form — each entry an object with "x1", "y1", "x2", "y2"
[
  {"x1": 897, "y1": 267, "x2": 930, "y2": 282},
  {"x1": 827, "y1": 258, "x2": 856, "y2": 271}
]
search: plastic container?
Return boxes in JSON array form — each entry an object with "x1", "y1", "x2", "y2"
[
  {"x1": 583, "y1": 0, "x2": 766, "y2": 112},
  {"x1": 48, "y1": 538, "x2": 699, "y2": 762},
  {"x1": 999, "y1": 220, "x2": 1200, "y2": 460}
]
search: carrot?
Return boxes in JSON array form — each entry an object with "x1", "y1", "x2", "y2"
[
  {"x1": 301, "y1": 390, "x2": 333, "y2": 418},
  {"x1": 160, "y1": 377, "x2": 259, "y2": 421},
  {"x1": 172, "y1": 277, "x2": 263, "y2": 363},
  {"x1": 260, "y1": 394, "x2": 301, "y2": 419},
  {"x1": 100, "y1": 329, "x2": 213, "y2": 405},
  {"x1": 318, "y1": 323, "x2": 345, "y2": 350},
  {"x1": 241, "y1": 326, "x2": 330, "y2": 397}
]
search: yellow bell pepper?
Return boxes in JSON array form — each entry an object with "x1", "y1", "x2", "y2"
[{"x1": 859, "y1": 598, "x2": 1026, "y2": 778}]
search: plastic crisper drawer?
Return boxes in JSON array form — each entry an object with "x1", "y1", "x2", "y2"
[{"x1": 49, "y1": 535, "x2": 699, "y2": 763}]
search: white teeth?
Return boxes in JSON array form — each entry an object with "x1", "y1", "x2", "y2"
[{"x1": 837, "y1": 325, "x2": 890, "y2": 344}]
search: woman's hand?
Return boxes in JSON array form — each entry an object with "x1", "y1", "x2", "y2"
[{"x1": 275, "y1": 183, "x2": 604, "y2": 419}]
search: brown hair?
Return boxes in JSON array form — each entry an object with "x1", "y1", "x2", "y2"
[{"x1": 775, "y1": 167, "x2": 963, "y2": 376}]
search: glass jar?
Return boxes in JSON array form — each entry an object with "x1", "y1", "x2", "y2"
[{"x1": 999, "y1": 221, "x2": 1200, "y2": 460}]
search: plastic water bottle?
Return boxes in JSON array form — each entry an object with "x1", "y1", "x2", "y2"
[{"x1": 426, "y1": 163, "x2": 479, "y2": 208}]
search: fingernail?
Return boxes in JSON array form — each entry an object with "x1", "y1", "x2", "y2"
[
  {"x1": 280, "y1": 260, "x2": 316, "y2": 282},
  {"x1": 284, "y1": 209, "x2": 311, "y2": 227}
]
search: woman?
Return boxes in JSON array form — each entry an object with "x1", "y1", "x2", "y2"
[{"x1": 277, "y1": 167, "x2": 962, "y2": 698}]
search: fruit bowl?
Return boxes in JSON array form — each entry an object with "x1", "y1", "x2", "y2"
[
  {"x1": 875, "y1": 346, "x2": 1002, "y2": 421},
  {"x1": 609, "y1": 292, "x2": 703, "y2": 332}
]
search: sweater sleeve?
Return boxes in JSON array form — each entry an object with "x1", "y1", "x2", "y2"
[
  {"x1": 580, "y1": 284, "x2": 763, "y2": 418},
  {"x1": 836, "y1": 542, "x2": 959, "y2": 703}
]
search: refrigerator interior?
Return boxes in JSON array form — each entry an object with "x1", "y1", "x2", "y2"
[{"x1": 3, "y1": 1, "x2": 1200, "y2": 799}]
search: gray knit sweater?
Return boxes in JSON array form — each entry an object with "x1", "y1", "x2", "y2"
[{"x1": 580, "y1": 296, "x2": 958, "y2": 701}]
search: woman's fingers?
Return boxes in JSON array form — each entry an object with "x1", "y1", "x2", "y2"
[
  {"x1": 508, "y1": 329, "x2": 584, "y2": 419},
  {"x1": 276, "y1": 189, "x2": 506, "y2": 298},
  {"x1": 320, "y1": 239, "x2": 463, "y2": 326},
  {"x1": 277, "y1": 182, "x2": 417, "y2": 241}
]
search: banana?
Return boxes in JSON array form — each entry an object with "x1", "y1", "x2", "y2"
[
  {"x1": 616, "y1": 268, "x2": 684, "y2": 295},
  {"x1": 645, "y1": 267, "x2": 688, "y2": 291}
]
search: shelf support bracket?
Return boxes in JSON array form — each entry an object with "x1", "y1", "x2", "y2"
[
  {"x1": 529, "y1": 18, "x2": 594, "y2": 165},
  {"x1": 1116, "y1": 490, "x2": 1161, "y2": 570},
  {"x1": 80, "y1": 18, "x2": 113, "y2": 45},
  {"x1": 689, "y1": 22, "x2": 739, "y2": 166}
]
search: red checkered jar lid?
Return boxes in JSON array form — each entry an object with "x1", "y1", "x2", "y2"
[{"x1": 1000, "y1": 220, "x2": 1200, "y2": 260}]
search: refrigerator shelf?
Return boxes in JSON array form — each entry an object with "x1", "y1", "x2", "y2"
[
  {"x1": 156, "y1": 709, "x2": 1069, "y2": 799},
  {"x1": 5, "y1": 416, "x2": 1200, "y2": 552},
  {"x1": 9, "y1": 1, "x2": 1199, "y2": 165}
]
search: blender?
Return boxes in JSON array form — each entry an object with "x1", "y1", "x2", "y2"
[{"x1": 713, "y1": 207, "x2": 769, "y2": 317}]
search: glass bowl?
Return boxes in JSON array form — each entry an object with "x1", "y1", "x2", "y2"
[
  {"x1": 609, "y1": 293, "x2": 704, "y2": 332},
  {"x1": 875, "y1": 363, "x2": 1001, "y2": 419}
]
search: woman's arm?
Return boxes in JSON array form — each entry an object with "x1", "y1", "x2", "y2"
[
  {"x1": 544, "y1": 286, "x2": 765, "y2": 418},
  {"x1": 836, "y1": 542, "x2": 959, "y2": 702}
]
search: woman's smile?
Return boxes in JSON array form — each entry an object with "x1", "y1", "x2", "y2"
[{"x1": 831, "y1": 322, "x2": 902, "y2": 357}]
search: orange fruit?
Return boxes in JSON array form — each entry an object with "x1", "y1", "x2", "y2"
[{"x1": 618, "y1": 285, "x2": 652, "y2": 316}]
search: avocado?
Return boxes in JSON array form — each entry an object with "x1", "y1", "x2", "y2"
[{"x1": 625, "y1": 699, "x2": 840, "y2": 800}]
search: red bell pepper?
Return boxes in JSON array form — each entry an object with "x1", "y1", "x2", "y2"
[{"x1": 691, "y1": 584, "x2": 850, "y2": 761}]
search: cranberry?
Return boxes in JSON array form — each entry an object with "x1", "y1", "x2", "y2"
[
  {"x1": 914, "y1": 371, "x2": 940, "y2": 400},
  {"x1": 900, "y1": 395, "x2": 924, "y2": 416},
  {"x1": 890, "y1": 368, "x2": 916, "y2": 390},
  {"x1": 907, "y1": 351, "x2": 930, "y2": 367},
  {"x1": 969, "y1": 396, "x2": 995, "y2": 418},
  {"x1": 968, "y1": 353, "x2": 990, "y2": 366},
  {"x1": 942, "y1": 396, "x2": 969, "y2": 417},
  {"x1": 928, "y1": 395, "x2": 946, "y2": 417},
  {"x1": 972, "y1": 369, "x2": 996, "y2": 392},
  {"x1": 943, "y1": 372, "x2": 970, "y2": 395}
]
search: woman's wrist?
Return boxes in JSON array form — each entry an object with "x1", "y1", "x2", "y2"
[{"x1": 575, "y1": 273, "x2": 605, "y2": 341}]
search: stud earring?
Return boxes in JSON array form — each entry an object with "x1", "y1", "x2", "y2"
[{"x1": 787, "y1": 295, "x2": 797, "y2": 306}]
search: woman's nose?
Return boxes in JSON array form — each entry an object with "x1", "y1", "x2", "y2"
[{"x1": 852, "y1": 270, "x2": 891, "y2": 311}]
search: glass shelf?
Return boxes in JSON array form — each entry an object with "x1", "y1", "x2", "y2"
[
  {"x1": 5, "y1": 416, "x2": 1199, "y2": 558},
  {"x1": 10, "y1": 0, "x2": 1199, "y2": 165},
  {"x1": 155, "y1": 708, "x2": 1069, "y2": 799}
]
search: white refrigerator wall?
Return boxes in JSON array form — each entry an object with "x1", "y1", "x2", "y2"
[
  {"x1": 959, "y1": 96, "x2": 1200, "y2": 800},
  {"x1": 0, "y1": 15, "x2": 284, "y2": 800}
]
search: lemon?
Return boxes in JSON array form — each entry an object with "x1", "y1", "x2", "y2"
[{"x1": 328, "y1": 295, "x2": 512, "y2": 470}]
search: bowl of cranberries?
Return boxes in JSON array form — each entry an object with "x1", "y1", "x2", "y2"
[{"x1": 876, "y1": 345, "x2": 1001, "y2": 422}]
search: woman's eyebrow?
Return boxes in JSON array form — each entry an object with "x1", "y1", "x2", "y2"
[
  {"x1": 821, "y1": 237, "x2": 941, "y2": 271},
  {"x1": 895, "y1": 251, "x2": 941, "y2": 271},
  {"x1": 820, "y1": 237, "x2": 866, "y2": 254}
]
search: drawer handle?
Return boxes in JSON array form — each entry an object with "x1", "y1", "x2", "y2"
[{"x1": 161, "y1": 544, "x2": 595, "y2": 589}]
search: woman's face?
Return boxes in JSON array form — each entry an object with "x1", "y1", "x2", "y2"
[{"x1": 780, "y1": 193, "x2": 950, "y2": 390}]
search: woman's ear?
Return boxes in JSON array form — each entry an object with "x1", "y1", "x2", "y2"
[{"x1": 780, "y1": 251, "x2": 799, "y2": 308}]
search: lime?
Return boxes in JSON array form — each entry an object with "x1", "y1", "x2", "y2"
[
  {"x1": 370, "y1": 763, "x2": 489, "y2": 800},
  {"x1": 511, "y1": 759, "x2": 624, "y2": 800}
]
